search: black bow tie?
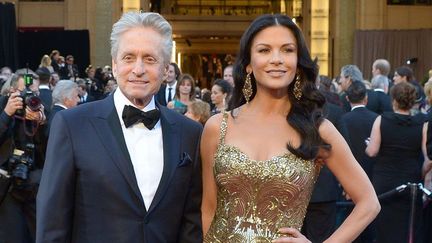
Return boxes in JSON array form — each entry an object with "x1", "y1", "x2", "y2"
[{"x1": 122, "y1": 105, "x2": 160, "y2": 129}]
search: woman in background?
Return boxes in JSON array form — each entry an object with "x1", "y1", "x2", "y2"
[
  {"x1": 210, "y1": 79, "x2": 232, "y2": 115},
  {"x1": 167, "y1": 73, "x2": 195, "y2": 114},
  {"x1": 39, "y1": 54, "x2": 54, "y2": 73},
  {"x1": 366, "y1": 82, "x2": 426, "y2": 243}
]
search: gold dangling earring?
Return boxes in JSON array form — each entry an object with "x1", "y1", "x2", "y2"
[
  {"x1": 243, "y1": 72, "x2": 253, "y2": 103},
  {"x1": 293, "y1": 74, "x2": 302, "y2": 100}
]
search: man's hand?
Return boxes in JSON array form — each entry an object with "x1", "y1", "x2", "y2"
[
  {"x1": 24, "y1": 105, "x2": 46, "y2": 124},
  {"x1": 4, "y1": 91, "x2": 23, "y2": 116}
]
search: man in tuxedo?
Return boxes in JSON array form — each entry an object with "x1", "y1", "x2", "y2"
[
  {"x1": 76, "y1": 79, "x2": 95, "y2": 104},
  {"x1": 37, "y1": 12, "x2": 203, "y2": 243},
  {"x1": 369, "y1": 75, "x2": 392, "y2": 114},
  {"x1": 339, "y1": 81, "x2": 378, "y2": 242},
  {"x1": 156, "y1": 62, "x2": 180, "y2": 106},
  {"x1": 45, "y1": 80, "x2": 79, "y2": 137}
]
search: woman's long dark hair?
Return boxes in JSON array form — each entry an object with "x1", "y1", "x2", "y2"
[{"x1": 228, "y1": 14, "x2": 329, "y2": 160}]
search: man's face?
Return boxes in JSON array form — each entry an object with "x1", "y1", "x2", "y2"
[
  {"x1": 66, "y1": 57, "x2": 74, "y2": 65},
  {"x1": 372, "y1": 64, "x2": 380, "y2": 77},
  {"x1": 339, "y1": 72, "x2": 352, "y2": 92},
  {"x1": 65, "y1": 88, "x2": 80, "y2": 108},
  {"x1": 112, "y1": 27, "x2": 168, "y2": 108},
  {"x1": 166, "y1": 64, "x2": 176, "y2": 85},
  {"x1": 223, "y1": 66, "x2": 234, "y2": 87}
]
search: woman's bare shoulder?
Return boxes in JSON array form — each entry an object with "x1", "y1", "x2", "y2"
[{"x1": 203, "y1": 113, "x2": 225, "y2": 138}]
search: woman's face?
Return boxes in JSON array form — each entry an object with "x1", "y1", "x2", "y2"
[
  {"x1": 247, "y1": 25, "x2": 298, "y2": 93},
  {"x1": 393, "y1": 72, "x2": 406, "y2": 84},
  {"x1": 211, "y1": 85, "x2": 225, "y2": 106},
  {"x1": 87, "y1": 68, "x2": 95, "y2": 78},
  {"x1": 179, "y1": 79, "x2": 192, "y2": 96}
]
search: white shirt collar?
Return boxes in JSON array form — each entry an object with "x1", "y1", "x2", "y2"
[
  {"x1": 39, "y1": 84, "x2": 50, "y2": 90},
  {"x1": 374, "y1": 88, "x2": 385, "y2": 93},
  {"x1": 54, "y1": 103, "x2": 68, "y2": 109},
  {"x1": 167, "y1": 81, "x2": 177, "y2": 89},
  {"x1": 351, "y1": 104, "x2": 366, "y2": 111}
]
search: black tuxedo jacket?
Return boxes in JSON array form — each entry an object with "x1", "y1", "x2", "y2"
[
  {"x1": 309, "y1": 103, "x2": 345, "y2": 202},
  {"x1": 36, "y1": 93, "x2": 203, "y2": 243},
  {"x1": 39, "y1": 88, "x2": 53, "y2": 117},
  {"x1": 156, "y1": 84, "x2": 168, "y2": 106},
  {"x1": 341, "y1": 90, "x2": 392, "y2": 114},
  {"x1": 339, "y1": 106, "x2": 378, "y2": 178},
  {"x1": 45, "y1": 104, "x2": 65, "y2": 137},
  {"x1": 366, "y1": 90, "x2": 392, "y2": 115}
]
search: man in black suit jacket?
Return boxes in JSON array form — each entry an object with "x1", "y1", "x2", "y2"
[
  {"x1": 156, "y1": 62, "x2": 180, "y2": 106},
  {"x1": 36, "y1": 67, "x2": 53, "y2": 117},
  {"x1": 37, "y1": 12, "x2": 203, "y2": 243},
  {"x1": 302, "y1": 101, "x2": 345, "y2": 242},
  {"x1": 45, "y1": 80, "x2": 79, "y2": 137},
  {"x1": 339, "y1": 81, "x2": 378, "y2": 242}
]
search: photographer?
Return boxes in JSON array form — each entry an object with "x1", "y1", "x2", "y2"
[{"x1": 0, "y1": 73, "x2": 46, "y2": 243}]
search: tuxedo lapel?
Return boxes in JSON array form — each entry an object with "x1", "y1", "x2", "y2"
[
  {"x1": 90, "y1": 96, "x2": 146, "y2": 210},
  {"x1": 148, "y1": 104, "x2": 181, "y2": 213}
]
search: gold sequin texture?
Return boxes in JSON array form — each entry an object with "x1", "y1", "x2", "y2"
[{"x1": 204, "y1": 112, "x2": 321, "y2": 243}]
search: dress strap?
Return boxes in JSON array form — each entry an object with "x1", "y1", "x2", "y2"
[{"x1": 219, "y1": 111, "x2": 229, "y2": 145}]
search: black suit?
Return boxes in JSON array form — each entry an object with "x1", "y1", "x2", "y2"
[
  {"x1": 339, "y1": 106, "x2": 378, "y2": 243},
  {"x1": 340, "y1": 106, "x2": 378, "y2": 178},
  {"x1": 302, "y1": 102, "x2": 345, "y2": 242},
  {"x1": 37, "y1": 93, "x2": 203, "y2": 242},
  {"x1": 366, "y1": 90, "x2": 392, "y2": 115},
  {"x1": 341, "y1": 90, "x2": 392, "y2": 114},
  {"x1": 45, "y1": 104, "x2": 65, "y2": 137},
  {"x1": 38, "y1": 88, "x2": 53, "y2": 117},
  {"x1": 156, "y1": 84, "x2": 168, "y2": 106}
]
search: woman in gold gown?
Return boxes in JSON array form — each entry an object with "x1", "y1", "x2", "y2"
[{"x1": 201, "y1": 14, "x2": 380, "y2": 243}]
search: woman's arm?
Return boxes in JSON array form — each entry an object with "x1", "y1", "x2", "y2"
[
  {"x1": 320, "y1": 119, "x2": 380, "y2": 243},
  {"x1": 365, "y1": 116, "x2": 382, "y2": 157},
  {"x1": 422, "y1": 122, "x2": 432, "y2": 178},
  {"x1": 200, "y1": 114, "x2": 222, "y2": 235}
]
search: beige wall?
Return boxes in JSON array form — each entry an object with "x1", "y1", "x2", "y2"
[
  {"x1": 358, "y1": 0, "x2": 432, "y2": 30},
  {"x1": 386, "y1": 5, "x2": 432, "y2": 29}
]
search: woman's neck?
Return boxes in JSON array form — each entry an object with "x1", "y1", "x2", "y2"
[
  {"x1": 179, "y1": 93, "x2": 191, "y2": 104},
  {"x1": 245, "y1": 90, "x2": 291, "y2": 117},
  {"x1": 216, "y1": 102, "x2": 225, "y2": 111}
]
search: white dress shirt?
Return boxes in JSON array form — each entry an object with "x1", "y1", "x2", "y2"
[{"x1": 114, "y1": 90, "x2": 164, "y2": 210}]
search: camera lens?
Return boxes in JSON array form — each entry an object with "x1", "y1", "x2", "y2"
[{"x1": 26, "y1": 95, "x2": 42, "y2": 111}]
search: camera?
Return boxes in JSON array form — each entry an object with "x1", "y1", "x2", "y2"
[
  {"x1": 15, "y1": 74, "x2": 42, "y2": 117},
  {"x1": 8, "y1": 144, "x2": 35, "y2": 185}
]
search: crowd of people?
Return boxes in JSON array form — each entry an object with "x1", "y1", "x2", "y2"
[{"x1": 0, "y1": 11, "x2": 431, "y2": 243}]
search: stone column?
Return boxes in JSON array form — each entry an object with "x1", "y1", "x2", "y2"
[
  {"x1": 331, "y1": 0, "x2": 356, "y2": 76},
  {"x1": 94, "y1": 0, "x2": 114, "y2": 67}
]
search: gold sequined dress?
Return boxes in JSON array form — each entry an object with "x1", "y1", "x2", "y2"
[{"x1": 204, "y1": 112, "x2": 321, "y2": 243}]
